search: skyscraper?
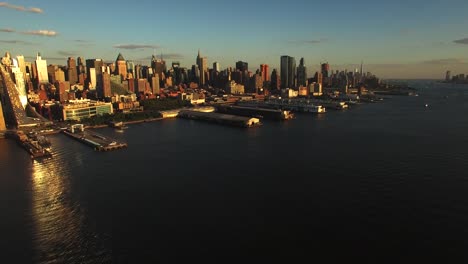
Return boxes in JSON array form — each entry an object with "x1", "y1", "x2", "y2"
[
  {"x1": 67, "y1": 57, "x2": 78, "y2": 85},
  {"x1": 35, "y1": 53, "x2": 49, "y2": 84},
  {"x1": 196, "y1": 49, "x2": 207, "y2": 86},
  {"x1": 260, "y1": 64, "x2": 269, "y2": 82},
  {"x1": 271, "y1": 69, "x2": 280, "y2": 91},
  {"x1": 86, "y1": 59, "x2": 104, "y2": 90},
  {"x1": 321, "y1": 63, "x2": 330, "y2": 78},
  {"x1": 297, "y1": 58, "x2": 307, "y2": 87},
  {"x1": 115, "y1": 53, "x2": 128, "y2": 80},
  {"x1": 236, "y1": 61, "x2": 248, "y2": 72},
  {"x1": 16, "y1": 55, "x2": 27, "y2": 82},
  {"x1": 213, "y1": 62, "x2": 220, "y2": 72},
  {"x1": 280, "y1": 56, "x2": 296, "y2": 89},
  {"x1": 446, "y1": 71, "x2": 451, "y2": 82}
]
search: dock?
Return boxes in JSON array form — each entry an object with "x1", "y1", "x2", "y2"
[
  {"x1": 178, "y1": 110, "x2": 261, "y2": 128},
  {"x1": 62, "y1": 124, "x2": 127, "y2": 151},
  {"x1": 216, "y1": 105, "x2": 294, "y2": 120}
]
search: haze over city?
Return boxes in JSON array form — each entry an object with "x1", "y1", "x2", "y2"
[{"x1": 1, "y1": 0, "x2": 468, "y2": 78}]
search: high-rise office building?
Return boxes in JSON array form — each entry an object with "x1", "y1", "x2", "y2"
[
  {"x1": 297, "y1": 58, "x2": 307, "y2": 87},
  {"x1": 213, "y1": 62, "x2": 220, "y2": 72},
  {"x1": 321, "y1": 63, "x2": 330, "y2": 78},
  {"x1": 67, "y1": 57, "x2": 78, "y2": 85},
  {"x1": 280, "y1": 56, "x2": 296, "y2": 89},
  {"x1": 11, "y1": 59, "x2": 27, "y2": 108},
  {"x1": 271, "y1": 69, "x2": 280, "y2": 90},
  {"x1": 151, "y1": 55, "x2": 166, "y2": 78},
  {"x1": 99, "y1": 72, "x2": 111, "y2": 98},
  {"x1": 16, "y1": 55, "x2": 27, "y2": 82},
  {"x1": 35, "y1": 53, "x2": 49, "y2": 84},
  {"x1": 55, "y1": 81, "x2": 70, "y2": 103},
  {"x1": 196, "y1": 50, "x2": 208, "y2": 86},
  {"x1": 260, "y1": 64, "x2": 269, "y2": 82},
  {"x1": 236, "y1": 61, "x2": 248, "y2": 72},
  {"x1": 115, "y1": 53, "x2": 127, "y2": 80},
  {"x1": 151, "y1": 74, "x2": 160, "y2": 95},
  {"x1": 86, "y1": 59, "x2": 104, "y2": 89}
]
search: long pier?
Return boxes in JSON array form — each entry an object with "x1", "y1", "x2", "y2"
[{"x1": 62, "y1": 124, "x2": 127, "y2": 151}]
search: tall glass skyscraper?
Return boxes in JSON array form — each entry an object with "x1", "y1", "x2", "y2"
[{"x1": 281, "y1": 56, "x2": 296, "y2": 89}]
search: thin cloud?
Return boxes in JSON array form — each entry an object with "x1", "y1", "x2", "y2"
[
  {"x1": 421, "y1": 58, "x2": 467, "y2": 65},
  {"x1": 289, "y1": 38, "x2": 328, "y2": 45},
  {"x1": 57, "y1": 51, "x2": 77, "y2": 56},
  {"x1": 0, "y1": 39, "x2": 32, "y2": 45},
  {"x1": 74, "y1": 39, "x2": 90, "y2": 43},
  {"x1": 113, "y1": 44, "x2": 159, "y2": 50},
  {"x1": 0, "y1": 2, "x2": 43, "y2": 13},
  {"x1": 139, "y1": 53, "x2": 185, "y2": 60},
  {"x1": 21, "y1": 30, "x2": 58, "y2": 37},
  {"x1": 454, "y1": 38, "x2": 468, "y2": 45},
  {"x1": 0, "y1": 28, "x2": 15, "y2": 33}
]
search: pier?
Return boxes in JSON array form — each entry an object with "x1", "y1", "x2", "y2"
[
  {"x1": 216, "y1": 105, "x2": 294, "y2": 120},
  {"x1": 62, "y1": 124, "x2": 127, "y2": 151},
  {"x1": 178, "y1": 110, "x2": 261, "y2": 128}
]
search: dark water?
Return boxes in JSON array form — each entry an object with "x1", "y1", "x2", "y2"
[{"x1": 2, "y1": 80, "x2": 468, "y2": 263}]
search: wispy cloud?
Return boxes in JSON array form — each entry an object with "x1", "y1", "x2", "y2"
[
  {"x1": 139, "y1": 53, "x2": 185, "y2": 60},
  {"x1": 0, "y1": 28, "x2": 15, "y2": 33},
  {"x1": 0, "y1": 39, "x2": 32, "y2": 45},
  {"x1": 21, "y1": 30, "x2": 58, "y2": 36},
  {"x1": 0, "y1": 2, "x2": 43, "y2": 13},
  {"x1": 289, "y1": 38, "x2": 328, "y2": 45},
  {"x1": 454, "y1": 38, "x2": 468, "y2": 45},
  {"x1": 57, "y1": 51, "x2": 77, "y2": 56},
  {"x1": 113, "y1": 44, "x2": 159, "y2": 50},
  {"x1": 74, "y1": 39, "x2": 90, "y2": 43},
  {"x1": 421, "y1": 58, "x2": 468, "y2": 65}
]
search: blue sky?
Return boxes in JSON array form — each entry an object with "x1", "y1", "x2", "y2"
[{"x1": 1, "y1": 0, "x2": 468, "y2": 78}]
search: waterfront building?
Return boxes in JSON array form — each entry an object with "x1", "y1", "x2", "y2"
[
  {"x1": 226, "y1": 80, "x2": 245, "y2": 94},
  {"x1": 446, "y1": 71, "x2": 451, "y2": 82},
  {"x1": 115, "y1": 53, "x2": 128, "y2": 80},
  {"x1": 62, "y1": 99, "x2": 113, "y2": 121},
  {"x1": 35, "y1": 53, "x2": 49, "y2": 84},
  {"x1": 297, "y1": 58, "x2": 307, "y2": 87},
  {"x1": 281, "y1": 55, "x2": 296, "y2": 89}
]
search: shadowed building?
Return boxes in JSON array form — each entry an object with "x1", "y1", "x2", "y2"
[
  {"x1": 297, "y1": 58, "x2": 307, "y2": 87},
  {"x1": 281, "y1": 56, "x2": 296, "y2": 89}
]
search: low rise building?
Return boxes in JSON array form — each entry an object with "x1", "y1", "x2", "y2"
[{"x1": 62, "y1": 99, "x2": 113, "y2": 121}]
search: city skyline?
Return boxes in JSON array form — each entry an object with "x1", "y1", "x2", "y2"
[{"x1": 1, "y1": 0, "x2": 468, "y2": 79}]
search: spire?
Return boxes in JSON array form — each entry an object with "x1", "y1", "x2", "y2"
[{"x1": 116, "y1": 53, "x2": 125, "y2": 61}]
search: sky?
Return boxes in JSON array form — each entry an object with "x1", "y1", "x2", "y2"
[{"x1": 1, "y1": 0, "x2": 468, "y2": 79}]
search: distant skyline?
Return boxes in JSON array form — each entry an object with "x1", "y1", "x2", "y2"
[{"x1": 1, "y1": 0, "x2": 468, "y2": 79}]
